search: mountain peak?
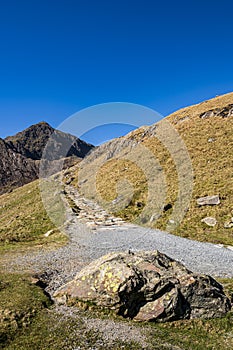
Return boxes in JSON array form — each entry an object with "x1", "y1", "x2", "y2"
[
  {"x1": 0, "y1": 121, "x2": 94, "y2": 194},
  {"x1": 4, "y1": 121, "x2": 93, "y2": 161}
]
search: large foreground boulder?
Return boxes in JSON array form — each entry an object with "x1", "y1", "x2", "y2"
[{"x1": 53, "y1": 251, "x2": 231, "y2": 322}]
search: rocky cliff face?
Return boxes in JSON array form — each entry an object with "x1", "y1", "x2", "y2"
[
  {"x1": 0, "y1": 122, "x2": 94, "y2": 194},
  {"x1": 0, "y1": 138, "x2": 38, "y2": 194}
]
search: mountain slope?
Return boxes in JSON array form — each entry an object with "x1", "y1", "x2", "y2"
[
  {"x1": 72, "y1": 92, "x2": 233, "y2": 245},
  {"x1": 0, "y1": 138, "x2": 38, "y2": 194},
  {"x1": 0, "y1": 179, "x2": 66, "y2": 245},
  {"x1": 0, "y1": 122, "x2": 94, "y2": 194}
]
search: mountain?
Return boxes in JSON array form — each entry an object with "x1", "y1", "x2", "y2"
[
  {"x1": 72, "y1": 92, "x2": 233, "y2": 245},
  {"x1": 0, "y1": 122, "x2": 94, "y2": 194},
  {"x1": 5, "y1": 121, "x2": 94, "y2": 160},
  {"x1": 5, "y1": 122, "x2": 55, "y2": 160}
]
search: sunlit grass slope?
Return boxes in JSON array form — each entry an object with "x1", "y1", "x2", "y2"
[
  {"x1": 72, "y1": 92, "x2": 233, "y2": 245},
  {"x1": 0, "y1": 180, "x2": 66, "y2": 248}
]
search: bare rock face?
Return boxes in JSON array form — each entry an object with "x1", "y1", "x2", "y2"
[
  {"x1": 5, "y1": 122, "x2": 94, "y2": 161},
  {"x1": 53, "y1": 251, "x2": 231, "y2": 322},
  {"x1": 0, "y1": 122, "x2": 94, "y2": 194},
  {"x1": 0, "y1": 138, "x2": 39, "y2": 195}
]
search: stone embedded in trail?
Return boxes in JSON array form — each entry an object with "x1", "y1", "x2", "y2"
[
  {"x1": 197, "y1": 195, "x2": 220, "y2": 206},
  {"x1": 53, "y1": 251, "x2": 231, "y2": 322}
]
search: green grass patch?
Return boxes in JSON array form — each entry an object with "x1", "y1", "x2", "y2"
[
  {"x1": 1, "y1": 277, "x2": 232, "y2": 350},
  {"x1": 147, "y1": 311, "x2": 233, "y2": 350},
  {"x1": 0, "y1": 180, "x2": 68, "y2": 249},
  {"x1": 0, "y1": 272, "x2": 51, "y2": 347}
]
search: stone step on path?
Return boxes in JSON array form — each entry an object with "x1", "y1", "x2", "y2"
[{"x1": 65, "y1": 185, "x2": 132, "y2": 230}]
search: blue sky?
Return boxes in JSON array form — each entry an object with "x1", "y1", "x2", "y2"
[{"x1": 0, "y1": 0, "x2": 233, "y2": 142}]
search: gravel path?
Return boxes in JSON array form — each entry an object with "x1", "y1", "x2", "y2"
[{"x1": 2, "y1": 185, "x2": 233, "y2": 296}]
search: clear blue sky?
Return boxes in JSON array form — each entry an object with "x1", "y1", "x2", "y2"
[{"x1": 0, "y1": 0, "x2": 233, "y2": 140}]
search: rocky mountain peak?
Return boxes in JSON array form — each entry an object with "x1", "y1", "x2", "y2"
[{"x1": 0, "y1": 122, "x2": 94, "y2": 194}]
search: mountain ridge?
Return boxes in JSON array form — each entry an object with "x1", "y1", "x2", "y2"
[{"x1": 0, "y1": 121, "x2": 94, "y2": 194}]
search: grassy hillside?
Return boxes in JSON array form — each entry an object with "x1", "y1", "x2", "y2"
[
  {"x1": 73, "y1": 92, "x2": 233, "y2": 245},
  {"x1": 0, "y1": 180, "x2": 67, "y2": 249}
]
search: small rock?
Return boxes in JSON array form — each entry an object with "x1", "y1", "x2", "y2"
[
  {"x1": 56, "y1": 295, "x2": 67, "y2": 305},
  {"x1": 224, "y1": 222, "x2": 233, "y2": 229},
  {"x1": 136, "y1": 201, "x2": 143, "y2": 208},
  {"x1": 200, "y1": 110, "x2": 215, "y2": 119},
  {"x1": 201, "y1": 217, "x2": 217, "y2": 227},
  {"x1": 197, "y1": 195, "x2": 220, "y2": 206},
  {"x1": 44, "y1": 229, "x2": 54, "y2": 237},
  {"x1": 30, "y1": 277, "x2": 40, "y2": 284},
  {"x1": 10, "y1": 320, "x2": 18, "y2": 330},
  {"x1": 177, "y1": 115, "x2": 190, "y2": 123},
  {"x1": 65, "y1": 178, "x2": 73, "y2": 185},
  {"x1": 227, "y1": 107, "x2": 233, "y2": 117}
]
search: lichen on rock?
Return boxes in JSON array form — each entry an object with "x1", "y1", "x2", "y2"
[{"x1": 54, "y1": 250, "x2": 231, "y2": 322}]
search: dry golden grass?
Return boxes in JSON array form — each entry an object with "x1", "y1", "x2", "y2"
[{"x1": 71, "y1": 92, "x2": 233, "y2": 245}]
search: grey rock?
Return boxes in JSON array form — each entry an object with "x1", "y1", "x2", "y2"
[
  {"x1": 227, "y1": 107, "x2": 233, "y2": 117},
  {"x1": 200, "y1": 110, "x2": 216, "y2": 119},
  {"x1": 53, "y1": 251, "x2": 231, "y2": 322},
  {"x1": 197, "y1": 195, "x2": 220, "y2": 206},
  {"x1": 200, "y1": 104, "x2": 233, "y2": 119},
  {"x1": 224, "y1": 219, "x2": 233, "y2": 228},
  {"x1": 201, "y1": 217, "x2": 217, "y2": 227},
  {"x1": 177, "y1": 115, "x2": 190, "y2": 123},
  {"x1": 44, "y1": 229, "x2": 54, "y2": 237}
]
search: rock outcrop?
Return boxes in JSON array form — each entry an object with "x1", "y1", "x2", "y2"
[
  {"x1": 200, "y1": 104, "x2": 233, "y2": 119},
  {"x1": 0, "y1": 138, "x2": 39, "y2": 194},
  {"x1": 53, "y1": 251, "x2": 231, "y2": 322}
]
